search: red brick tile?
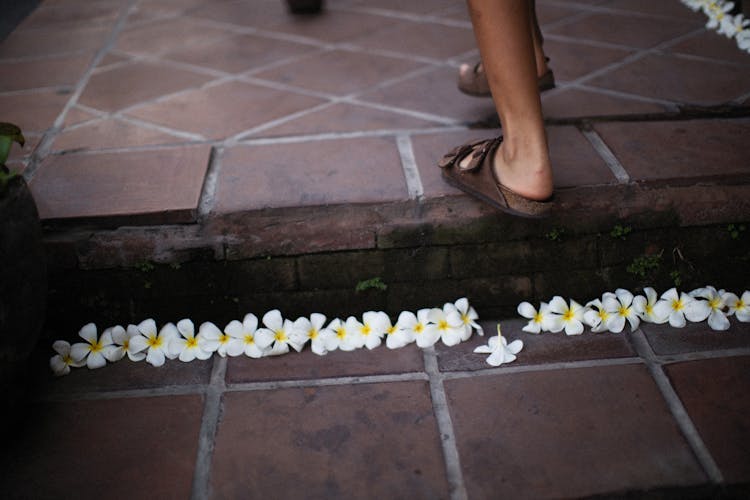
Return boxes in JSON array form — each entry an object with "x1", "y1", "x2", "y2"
[
  {"x1": 227, "y1": 342, "x2": 424, "y2": 382},
  {"x1": 359, "y1": 66, "x2": 499, "y2": 123},
  {"x1": 63, "y1": 106, "x2": 102, "y2": 127},
  {"x1": 0, "y1": 25, "x2": 111, "y2": 59},
  {"x1": 211, "y1": 382, "x2": 449, "y2": 498},
  {"x1": 125, "y1": 80, "x2": 325, "y2": 139},
  {"x1": 253, "y1": 49, "x2": 423, "y2": 96},
  {"x1": 114, "y1": 16, "x2": 231, "y2": 56},
  {"x1": 186, "y1": 0, "x2": 288, "y2": 28},
  {"x1": 254, "y1": 102, "x2": 440, "y2": 138},
  {"x1": 537, "y1": 3, "x2": 584, "y2": 26},
  {"x1": 267, "y1": 10, "x2": 396, "y2": 43},
  {"x1": 587, "y1": 54, "x2": 750, "y2": 106},
  {"x1": 436, "y1": 318, "x2": 637, "y2": 371},
  {"x1": 41, "y1": 357, "x2": 214, "y2": 394},
  {"x1": 0, "y1": 90, "x2": 68, "y2": 133},
  {"x1": 666, "y1": 356, "x2": 750, "y2": 482},
  {"x1": 547, "y1": 12, "x2": 699, "y2": 50},
  {"x1": 351, "y1": 19, "x2": 476, "y2": 60},
  {"x1": 0, "y1": 54, "x2": 92, "y2": 92},
  {"x1": 542, "y1": 87, "x2": 669, "y2": 119},
  {"x1": 52, "y1": 117, "x2": 184, "y2": 152},
  {"x1": 164, "y1": 33, "x2": 315, "y2": 74},
  {"x1": 30, "y1": 145, "x2": 212, "y2": 223},
  {"x1": 446, "y1": 364, "x2": 706, "y2": 498},
  {"x1": 543, "y1": 38, "x2": 634, "y2": 82},
  {"x1": 641, "y1": 321, "x2": 750, "y2": 356},
  {"x1": 79, "y1": 61, "x2": 214, "y2": 113},
  {"x1": 213, "y1": 137, "x2": 408, "y2": 212},
  {"x1": 667, "y1": 30, "x2": 750, "y2": 66},
  {"x1": 347, "y1": 0, "x2": 459, "y2": 15},
  {"x1": 19, "y1": 1, "x2": 121, "y2": 30},
  {"x1": 2, "y1": 395, "x2": 203, "y2": 499},
  {"x1": 594, "y1": 119, "x2": 750, "y2": 183},
  {"x1": 606, "y1": 0, "x2": 708, "y2": 21}
]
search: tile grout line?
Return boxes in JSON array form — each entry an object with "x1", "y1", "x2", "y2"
[
  {"x1": 442, "y1": 355, "x2": 645, "y2": 380},
  {"x1": 22, "y1": 0, "x2": 138, "y2": 182},
  {"x1": 579, "y1": 126, "x2": 630, "y2": 184},
  {"x1": 396, "y1": 134, "x2": 424, "y2": 200},
  {"x1": 225, "y1": 371, "x2": 429, "y2": 392},
  {"x1": 423, "y1": 347, "x2": 468, "y2": 500},
  {"x1": 630, "y1": 330, "x2": 725, "y2": 484},
  {"x1": 191, "y1": 357, "x2": 227, "y2": 500}
]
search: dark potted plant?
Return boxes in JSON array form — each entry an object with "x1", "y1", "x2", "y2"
[{"x1": 0, "y1": 123, "x2": 47, "y2": 400}]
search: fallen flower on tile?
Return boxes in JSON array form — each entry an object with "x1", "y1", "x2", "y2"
[
  {"x1": 474, "y1": 324, "x2": 523, "y2": 366},
  {"x1": 49, "y1": 340, "x2": 85, "y2": 377}
]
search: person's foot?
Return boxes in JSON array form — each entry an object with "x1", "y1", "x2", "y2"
[
  {"x1": 457, "y1": 60, "x2": 554, "y2": 98},
  {"x1": 491, "y1": 140, "x2": 553, "y2": 201}
]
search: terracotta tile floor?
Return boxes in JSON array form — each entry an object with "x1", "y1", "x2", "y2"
[{"x1": 3, "y1": 0, "x2": 750, "y2": 498}]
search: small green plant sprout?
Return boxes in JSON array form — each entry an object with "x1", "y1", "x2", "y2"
[
  {"x1": 610, "y1": 224, "x2": 632, "y2": 240},
  {"x1": 727, "y1": 223, "x2": 747, "y2": 240},
  {"x1": 134, "y1": 260, "x2": 156, "y2": 273},
  {"x1": 355, "y1": 276, "x2": 387, "y2": 293},
  {"x1": 670, "y1": 270, "x2": 683, "y2": 287},
  {"x1": 545, "y1": 227, "x2": 565, "y2": 242},
  {"x1": 0, "y1": 122, "x2": 25, "y2": 189},
  {"x1": 626, "y1": 251, "x2": 663, "y2": 279}
]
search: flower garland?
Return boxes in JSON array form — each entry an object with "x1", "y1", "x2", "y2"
[
  {"x1": 681, "y1": 0, "x2": 750, "y2": 53},
  {"x1": 49, "y1": 297, "x2": 485, "y2": 376}
]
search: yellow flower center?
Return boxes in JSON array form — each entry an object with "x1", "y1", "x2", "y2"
[
  {"x1": 63, "y1": 355, "x2": 74, "y2": 365},
  {"x1": 244, "y1": 334, "x2": 255, "y2": 345},
  {"x1": 219, "y1": 334, "x2": 230, "y2": 344},
  {"x1": 90, "y1": 339, "x2": 103, "y2": 353},
  {"x1": 122, "y1": 339, "x2": 130, "y2": 351},
  {"x1": 186, "y1": 337, "x2": 198, "y2": 349},
  {"x1": 461, "y1": 313, "x2": 470, "y2": 325},
  {"x1": 533, "y1": 312, "x2": 543, "y2": 323},
  {"x1": 709, "y1": 298, "x2": 721, "y2": 311},
  {"x1": 736, "y1": 299, "x2": 746, "y2": 310},
  {"x1": 645, "y1": 304, "x2": 653, "y2": 315},
  {"x1": 308, "y1": 328, "x2": 319, "y2": 340},
  {"x1": 414, "y1": 323, "x2": 424, "y2": 334},
  {"x1": 147, "y1": 335, "x2": 162, "y2": 348},
  {"x1": 274, "y1": 330, "x2": 286, "y2": 342},
  {"x1": 598, "y1": 310, "x2": 609, "y2": 321},
  {"x1": 618, "y1": 306, "x2": 630, "y2": 317},
  {"x1": 361, "y1": 325, "x2": 371, "y2": 336},
  {"x1": 336, "y1": 327, "x2": 346, "y2": 339},
  {"x1": 386, "y1": 325, "x2": 397, "y2": 336},
  {"x1": 563, "y1": 310, "x2": 574, "y2": 321},
  {"x1": 672, "y1": 299, "x2": 684, "y2": 311},
  {"x1": 438, "y1": 319, "x2": 449, "y2": 330}
]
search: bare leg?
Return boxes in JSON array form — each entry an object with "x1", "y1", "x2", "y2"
[{"x1": 466, "y1": 0, "x2": 553, "y2": 200}]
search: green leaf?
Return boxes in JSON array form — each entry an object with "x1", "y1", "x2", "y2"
[{"x1": 0, "y1": 122, "x2": 25, "y2": 166}]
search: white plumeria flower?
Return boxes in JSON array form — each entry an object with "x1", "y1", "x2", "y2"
[
  {"x1": 326, "y1": 317, "x2": 362, "y2": 351},
  {"x1": 134, "y1": 319, "x2": 179, "y2": 367},
  {"x1": 653, "y1": 288, "x2": 708, "y2": 328},
  {"x1": 385, "y1": 314, "x2": 413, "y2": 349},
  {"x1": 517, "y1": 301, "x2": 558, "y2": 333},
  {"x1": 723, "y1": 290, "x2": 750, "y2": 322},
  {"x1": 719, "y1": 12, "x2": 750, "y2": 37},
  {"x1": 690, "y1": 286, "x2": 730, "y2": 331},
  {"x1": 225, "y1": 313, "x2": 274, "y2": 358},
  {"x1": 548, "y1": 296, "x2": 585, "y2": 335},
  {"x1": 738, "y1": 28, "x2": 750, "y2": 51},
  {"x1": 169, "y1": 319, "x2": 214, "y2": 362},
  {"x1": 197, "y1": 321, "x2": 235, "y2": 357},
  {"x1": 398, "y1": 309, "x2": 440, "y2": 348},
  {"x1": 583, "y1": 298, "x2": 616, "y2": 333},
  {"x1": 633, "y1": 287, "x2": 669, "y2": 324},
  {"x1": 70, "y1": 323, "x2": 115, "y2": 369},
  {"x1": 603, "y1": 289, "x2": 641, "y2": 333},
  {"x1": 256, "y1": 310, "x2": 303, "y2": 356},
  {"x1": 473, "y1": 324, "x2": 523, "y2": 366},
  {"x1": 682, "y1": 0, "x2": 708, "y2": 12},
  {"x1": 447, "y1": 297, "x2": 483, "y2": 339},
  {"x1": 353, "y1": 311, "x2": 388, "y2": 350},
  {"x1": 105, "y1": 325, "x2": 148, "y2": 362},
  {"x1": 291, "y1": 313, "x2": 335, "y2": 356},
  {"x1": 428, "y1": 307, "x2": 464, "y2": 347},
  {"x1": 343, "y1": 316, "x2": 368, "y2": 350},
  {"x1": 706, "y1": 1, "x2": 734, "y2": 30},
  {"x1": 49, "y1": 340, "x2": 85, "y2": 376}
]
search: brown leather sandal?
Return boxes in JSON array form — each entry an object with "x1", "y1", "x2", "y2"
[
  {"x1": 458, "y1": 60, "x2": 555, "y2": 98},
  {"x1": 439, "y1": 136, "x2": 553, "y2": 218}
]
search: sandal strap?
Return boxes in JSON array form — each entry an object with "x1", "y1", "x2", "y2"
[{"x1": 437, "y1": 138, "x2": 487, "y2": 169}]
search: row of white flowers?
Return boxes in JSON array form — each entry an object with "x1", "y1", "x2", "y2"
[
  {"x1": 50, "y1": 298, "x2": 483, "y2": 376},
  {"x1": 518, "y1": 287, "x2": 750, "y2": 335},
  {"x1": 682, "y1": 0, "x2": 750, "y2": 52}
]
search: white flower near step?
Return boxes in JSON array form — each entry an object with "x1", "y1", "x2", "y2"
[
  {"x1": 49, "y1": 340, "x2": 85, "y2": 376},
  {"x1": 653, "y1": 288, "x2": 707, "y2": 328},
  {"x1": 198, "y1": 321, "x2": 237, "y2": 357},
  {"x1": 291, "y1": 313, "x2": 334, "y2": 356},
  {"x1": 355, "y1": 311, "x2": 388, "y2": 350},
  {"x1": 428, "y1": 307, "x2": 464, "y2": 347},
  {"x1": 447, "y1": 297, "x2": 482, "y2": 338},
  {"x1": 135, "y1": 319, "x2": 178, "y2": 367},
  {"x1": 225, "y1": 313, "x2": 274, "y2": 358},
  {"x1": 690, "y1": 286, "x2": 730, "y2": 331},
  {"x1": 169, "y1": 319, "x2": 214, "y2": 362},
  {"x1": 256, "y1": 310, "x2": 303, "y2": 356},
  {"x1": 326, "y1": 317, "x2": 362, "y2": 352},
  {"x1": 723, "y1": 290, "x2": 750, "y2": 322},
  {"x1": 706, "y1": 1, "x2": 734, "y2": 31},
  {"x1": 70, "y1": 323, "x2": 115, "y2": 370},
  {"x1": 474, "y1": 324, "x2": 523, "y2": 366},
  {"x1": 719, "y1": 12, "x2": 750, "y2": 38},
  {"x1": 517, "y1": 301, "x2": 557, "y2": 334},
  {"x1": 105, "y1": 325, "x2": 147, "y2": 363},
  {"x1": 385, "y1": 313, "x2": 413, "y2": 349},
  {"x1": 398, "y1": 309, "x2": 440, "y2": 348},
  {"x1": 602, "y1": 289, "x2": 641, "y2": 333},
  {"x1": 583, "y1": 298, "x2": 615, "y2": 333},
  {"x1": 633, "y1": 287, "x2": 669, "y2": 324},
  {"x1": 548, "y1": 296, "x2": 585, "y2": 335}
]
